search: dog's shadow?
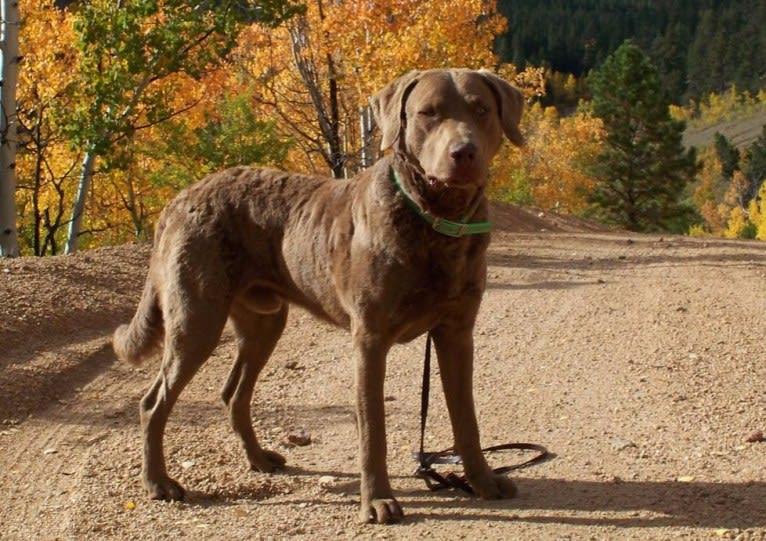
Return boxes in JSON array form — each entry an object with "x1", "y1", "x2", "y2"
[
  {"x1": 183, "y1": 466, "x2": 766, "y2": 530},
  {"x1": 402, "y1": 476, "x2": 766, "y2": 529}
]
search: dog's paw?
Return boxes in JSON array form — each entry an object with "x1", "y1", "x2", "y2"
[
  {"x1": 145, "y1": 476, "x2": 186, "y2": 501},
  {"x1": 471, "y1": 473, "x2": 517, "y2": 500},
  {"x1": 249, "y1": 449, "x2": 287, "y2": 473},
  {"x1": 359, "y1": 497, "x2": 404, "y2": 524}
]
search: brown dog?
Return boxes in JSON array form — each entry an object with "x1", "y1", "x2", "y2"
[{"x1": 113, "y1": 68, "x2": 524, "y2": 524}]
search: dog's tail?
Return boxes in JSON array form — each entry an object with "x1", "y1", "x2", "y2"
[{"x1": 113, "y1": 271, "x2": 164, "y2": 366}]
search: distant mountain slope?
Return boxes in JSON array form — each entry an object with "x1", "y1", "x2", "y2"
[{"x1": 683, "y1": 110, "x2": 766, "y2": 149}]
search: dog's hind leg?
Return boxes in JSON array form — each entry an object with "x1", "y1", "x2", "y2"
[
  {"x1": 140, "y1": 293, "x2": 229, "y2": 501},
  {"x1": 222, "y1": 303, "x2": 289, "y2": 473}
]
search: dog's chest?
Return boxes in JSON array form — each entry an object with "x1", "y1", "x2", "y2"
[
  {"x1": 381, "y1": 242, "x2": 484, "y2": 343},
  {"x1": 394, "y1": 234, "x2": 486, "y2": 305},
  {"x1": 420, "y1": 247, "x2": 472, "y2": 298}
]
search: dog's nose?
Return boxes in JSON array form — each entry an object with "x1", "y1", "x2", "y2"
[{"x1": 449, "y1": 142, "x2": 477, "y2": 165}]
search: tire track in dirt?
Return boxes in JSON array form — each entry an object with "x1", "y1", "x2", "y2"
[{"x1": 0, "y1": 334, "x2": 147, "y2": 540}]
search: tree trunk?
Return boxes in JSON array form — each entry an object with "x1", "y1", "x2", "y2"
[
  {"x1": 65, "y1": 149, "x2": 96, "y2": 254},
  {"x1": 32, "y1": 125, "x2": 43, "y2": 255},
  {"x1": 289, "y1": 2, "x2": 347, "y2": 179},
  {"x1": 326, "y1": 52, "x2": 343, "y2": 178},
  {"x1": 359, "y1": 105, "x2": 374, "y2": 169},
  {"x1": 0, "y1": 0, "x2": 21, "y2": 257}
]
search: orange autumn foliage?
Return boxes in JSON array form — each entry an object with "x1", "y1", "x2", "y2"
[
  {"x1": 15, "y1": 1, "x2": 551, "y2": 252},
  {"x1": 231, "y1": 0, "x2": 544, "y2": 175},
  {"x1": 15, "y1": 0, "x2": 82, "y2": 254},
  {"x1": 490, "y1": 103, "x2": 604, "y2": 214}
]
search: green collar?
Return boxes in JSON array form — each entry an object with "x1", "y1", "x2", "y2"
[{"x1": 391, "y1": 168, "x2": 492, "y2": 238}]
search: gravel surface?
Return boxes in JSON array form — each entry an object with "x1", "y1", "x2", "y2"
[{"x1": 1, "y1": 205, "x2": 765, "y2": 540}]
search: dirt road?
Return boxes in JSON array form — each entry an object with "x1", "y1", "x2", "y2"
[{"x1": 1, "y1": 211, "x2": 765, "y2": 540}]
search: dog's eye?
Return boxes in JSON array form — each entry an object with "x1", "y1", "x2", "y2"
[
  {"x1": 418, "y1": 107, "x2": 437, "y2": 118},
  {"x1": 475, "y1": 104, "x2": 489, "y2": 116}
]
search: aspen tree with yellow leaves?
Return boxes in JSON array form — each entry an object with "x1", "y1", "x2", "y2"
[
  {"x1": 13, "y1": 1, "x2": 545, "y2": 253},
  {"x1": 14, "y1": 1, "x2": 81, "y2": 255},
  {"x1": 60, "y1": 0, "x2": 301, "y2": 253},
  {"x1": 234, "y1": 0, "x2": 543, "y2": 177},
  {"x1": 489, "y1": 103, "x2": 603, "y2": 213},
  {"x1": 8, "y1": 1, "x2": 638, "y2": 252}
]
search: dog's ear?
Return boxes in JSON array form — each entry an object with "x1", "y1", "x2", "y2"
[
  {"x1": 478, "y1": 70, "x2": 525, "y2": 147},
  {"x1": 370, "y1": 70, "x2": 421, "y2": 151}
]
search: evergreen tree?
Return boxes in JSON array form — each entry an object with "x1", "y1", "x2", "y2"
[
  {"x1": 714, "y1": 132, "x2": 740, "y2": 180},
  {"x1": 586, "y1": 41, "x2": 698, "y2": 233},
  {"x1": 649, "y1": 22, "x2": 691, "y2": 102},
  {"x1": 743, "y1": 125, "x2": 766, "y2": 198}
]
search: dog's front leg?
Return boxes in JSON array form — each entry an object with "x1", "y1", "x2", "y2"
[
  {"x1": 431, "y1": 324, "x2": 517, "y2": 500},
  {"x1": 352, "y1": 329, "x2": 403, "y2": 524}
]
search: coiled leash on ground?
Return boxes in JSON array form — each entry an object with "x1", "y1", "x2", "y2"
[{"x1": 413, "y1": 333, "x2": 552, "y2": 494}]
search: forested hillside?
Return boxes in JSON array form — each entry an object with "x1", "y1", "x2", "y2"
[{"x1": 496, "y1": 0, "x2": 766, "y2": 103}]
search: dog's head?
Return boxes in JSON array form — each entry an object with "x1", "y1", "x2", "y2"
[{"x1": 370, "y1": 68, "x2": 524, "y2": 191}]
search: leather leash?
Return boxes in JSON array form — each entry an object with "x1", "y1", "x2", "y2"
[{"x1": 413, "y1": 332, "x2": 552, "y2": 494}]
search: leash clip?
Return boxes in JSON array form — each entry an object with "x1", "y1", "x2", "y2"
[{"x1": 413, "y1": 458, "x2": 475, "y2": 494}]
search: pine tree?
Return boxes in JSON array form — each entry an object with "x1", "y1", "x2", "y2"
[
  {"x1": 713, "y1": 132, "x2": 740, "y2": 180},
  {"x1": 586, "y1": 41, "x2": 698, "y2": 233},
  {"x1": 743, "y1": 125, "x2": 766, "y2": 198}
]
